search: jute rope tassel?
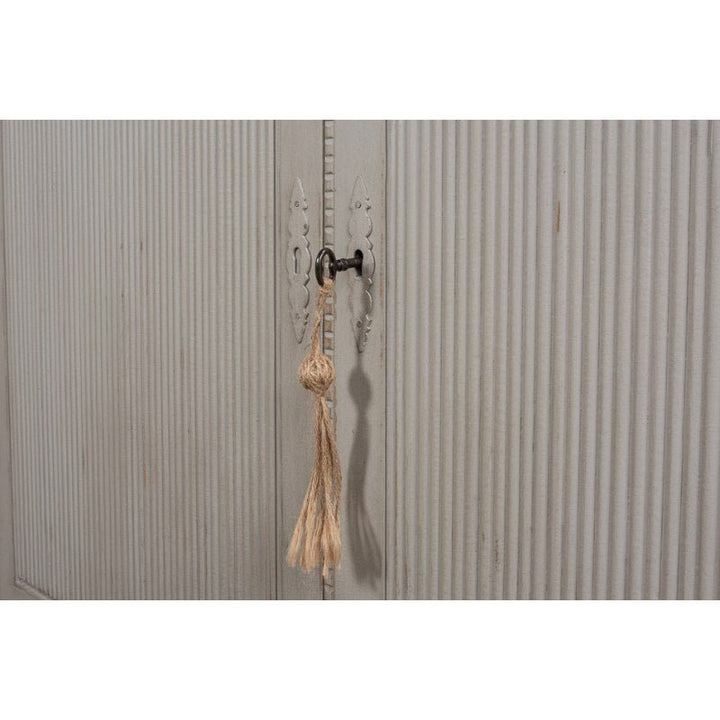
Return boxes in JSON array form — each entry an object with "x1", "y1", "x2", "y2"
[{"x1": 287, "y1": 278, "x2": 342, "y2": 579}]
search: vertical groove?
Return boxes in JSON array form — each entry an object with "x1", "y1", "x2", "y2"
[
  {"x1": 577, "y1": 120, "x2": 602, "y2": 599},
  {"x1": 493, "y1": 122, "x2": 509, "y2": 600},
  {"x1": 450, "y1": 121, "x2": 468, "y2": 598},
  {"x1": 646, "y1": 121, "x2": 672, "y2": 598},
  {"x1": 593, "y1": 120, "x2": 619, "y2": 599},
  {"x1": 429, "y1": 121, "x2": 443, "y2": 599},
  {"x1": 466, "y1": 121, "x2": 481, "y2": 598},
  {"x1": 387, "y1": 121, "x2": 399, "y2": 598},
  {"x1": 661, "y1": 121, "x2": 691, "y2": 599},
  {"x1": 610, "y1": 120, "x2": 636, "y2": 599},
  {"x1": 532, "y1": 121, "x2": 553, "y2": 599},
  {"x1": 406, "y1": 121, "x2": 419, "y2": 599},
  {"x1": 628, "y1": 120, "x2": 653, "y2": 599},
  {"x1": 700, "y1": 121, "x2": 720, "y2": 599},
  {"x1": 479, "y1": 121, "x2": 495, "y2": 599},
  {"x1": 518, "y1": 120, "x2": 538, "y2": 599},
  {"x1": 505, "y1": 121, "x2": 523, "y2": 599},
  {"x1": 439, "y1": 121, "x2": 456, "y2": 600},
  {"x1": 548, "y1": 120, "x2": 569, "y2": 599},
  {"x1": 418, "y1": 121, "x2": 430, "y2": 599},
  {"x1": 680, "y1": 122, "x2": 708, "y2": 599},
  {"x1": 562, "y1": 121, "x2": 585, "y2": 599}
]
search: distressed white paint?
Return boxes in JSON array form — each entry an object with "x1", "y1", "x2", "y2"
[
  {"x1": 386, "y1": 120, "x2": 720, "y2": 600},
  {"x1": 3, "y1": 119, "x2": 719, "y2": 601},
  {"x1": 2, "y1": 121, "x2": 276, "y2": 599}
]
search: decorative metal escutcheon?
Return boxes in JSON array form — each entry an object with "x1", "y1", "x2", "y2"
[
  {"x1": 287, "y1": 178, "x2": 312, "y2": 343},
  {"x1": 346, "y1": 177, "x2": 375, "y2": 352}
]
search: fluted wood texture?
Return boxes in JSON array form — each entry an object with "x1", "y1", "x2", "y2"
[
  {"x1": 2, "y1": 121, "x2": 275, "y2": 599},
  {"x1": 387, "y1": 120, "x2": 720, "y2": 599}
]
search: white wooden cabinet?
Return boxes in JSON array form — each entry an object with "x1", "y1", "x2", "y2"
[{"x1": 1, "y1": 121, "x2": 719, "y2": 599}]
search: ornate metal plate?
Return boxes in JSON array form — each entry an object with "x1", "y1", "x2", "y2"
[
  {"x1": 346, "y1": 176, "x2": 375, "y2": 352},
  {"x1": 287, "y1": 177, "x2": 312, "y2": 342}
]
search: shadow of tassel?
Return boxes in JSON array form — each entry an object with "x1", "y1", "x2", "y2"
[{"x1": 346, "y1": 362, "x2": 382, "y2": 587}]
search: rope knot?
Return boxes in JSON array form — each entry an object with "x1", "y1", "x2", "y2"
[{"x1": 298, "y1": 353, "x2": 335, "y2": 393}]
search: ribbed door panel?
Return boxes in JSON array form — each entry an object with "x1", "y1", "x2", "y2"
[
  {"x1": 387, "y1": 120, "x2": 720, "y2": 599},
  {"x1": 3, "y1": 121, "x2": 275, "y2": 599}
]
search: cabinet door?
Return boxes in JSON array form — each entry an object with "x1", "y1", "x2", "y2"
[
  {"x1": 385, "y1": 120, "x2": 720, "y2": 599},
  {"x1": 2, "y1": 121, "x2": 276, "y2": 599}
]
